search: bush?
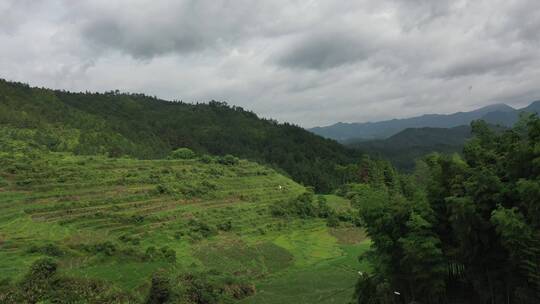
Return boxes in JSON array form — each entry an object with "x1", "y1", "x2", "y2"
[
  {"x1": 200, "y1": 154, "x2": 213, "y2": 163},
  {"x1": 11, "y1": 258, "x2": 58, "y2": 303},
  {"x1": 87, "y1": 241, "x2": 117, "y2": 256},
  {"x1": 188, "y1": 219, "x2": 217, "y2": 238},
  {"x1": 0, "y1": 176, "x2": 8, "y2": 187},
  {"x1": 28, "y1": 258, "x2": 58, "y2": 280},
  {"x1": 316, "y1": 196, "x2": 331, "y2": 218},
  {"x1": 145, "y1": 246, "x2": 158, "y2": 260},
  {"x1": 129, "y1": 214, "x2": 145, "y2": 224},
  {"x1": 217, "y1": 220, "x2": 232, "y2": 232},
  {"x1": 217, "y1": 154, "x2": 239, "y2": 165},
  {"x1": 144, "y1": 246, "x2": 176, "y2": 263},
  {"x1": 201, "y1": 180, "x2": 217, "y2": 191},
  {"x1": 169, "y1": 148, "x2": 196, "y2": 160},
  {"x1": 146, "y1": 271, "x2": 170, "y2": 304},
  {"x1": 1, "y1": 258, "x2": 134, "y2": 304},
  {"x1": 270, "y1": 191, "x2": 310, "y2": 217},
  {"x1": 154, "y1": 184, "x2": 175, "y2": 195},
  {"x1": 27, "y1": 243, "x2": 64, "y2": 257},
  {"x1": 118, "y1": 234, "x2": 140, "y2": 245},
  {"x1": 182, "y1": 272, "x2": 255, "y2": 303},
  {"x1": 160, "y1": 246, "x2": 177, "y2": 263},
  {"x1": 326, "y1": 214, "x2": 340, "y2": 227}
]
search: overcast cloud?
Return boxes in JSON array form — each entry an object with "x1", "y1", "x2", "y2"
[{"x1": 1, "y1": 0, "x2": 539, "y2": 127}]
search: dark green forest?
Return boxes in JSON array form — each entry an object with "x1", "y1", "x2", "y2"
[
  {"x1": 0, "y1": 79, "x2": 356, "y2": 192},
  {"x1": 349, "y1": 118, "x2": 540, "y2": 303}
]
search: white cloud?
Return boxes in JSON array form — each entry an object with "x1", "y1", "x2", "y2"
[{"x1": 0, "y1": 0, "x2": 539, "y2": 127}]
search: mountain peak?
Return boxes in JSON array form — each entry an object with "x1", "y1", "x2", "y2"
[
  {"x1": 475, "y1": 103, "x2": 515, "y2": 113},
  {"x1": 523, "y1": 100, "x2": 540, "y2": 113}
]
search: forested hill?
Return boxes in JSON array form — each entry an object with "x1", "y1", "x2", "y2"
[
  {"x1": 346, "y1": 125, "x2": 472, "y2": 170},
  {"x1": 0, "y1": 79, "x2": 356, "y2": 192}
]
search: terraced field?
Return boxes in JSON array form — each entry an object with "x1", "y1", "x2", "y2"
[{"x1": 0, "y1": 151, "x2": 370, "y2": 303}]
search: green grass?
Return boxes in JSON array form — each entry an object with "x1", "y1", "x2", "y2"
[
  {"x1": 242, "y1": 240, "x2": 372, "y2": 304},
  {"x1": 0, "y1": 150, "x2": 369, "y2": 302}
]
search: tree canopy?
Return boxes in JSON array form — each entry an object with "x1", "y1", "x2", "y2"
[{"x1": 352, "y1": 116, "x2": 540, "y2": 303}]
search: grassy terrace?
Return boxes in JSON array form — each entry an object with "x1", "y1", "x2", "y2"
[{"x1": 0, "y1": 152, "x2": 370, "y2": 303}]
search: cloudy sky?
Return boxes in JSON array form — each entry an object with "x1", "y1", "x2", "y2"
[{"x1": 1, "y1": 0, "x2": 539, "y2": 127}]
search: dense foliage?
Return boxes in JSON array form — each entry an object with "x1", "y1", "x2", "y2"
[
  {"x1": 270, "y1": 189, "x2": 360, "y2": 227},
  {"x1": 0, "y1": 79, "x2": 356, "y2": 191},
  {"x1": 351, "y1": 116, "x2": 540, "y2": 304}
]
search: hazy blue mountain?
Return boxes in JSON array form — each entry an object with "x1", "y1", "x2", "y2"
[
  {"x1": 481, "y1": 110, "x2": 520, "y2": 126},
  {"x1": 523, "y1": 100, "x2": 540, "y2": 113},
  {"x1": 310, "y1": 101, "x2": 539, "y2": 141}
]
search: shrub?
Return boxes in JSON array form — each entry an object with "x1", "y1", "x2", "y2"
[
  {"x1": 326, "y1": 214, "x2": 340, "y2": 227},
  {"x1": 28, "y1": 258, "x2": 58, "y2": 280},
  {"x1": 27, "y1": 243, "x2": 64, "y2": 257},
  {"x1": 316, "y1": 196, "x2": 331, "y2": 218},
  {"x1": 91, "y1": 241, "x2": 117, "y2": 256},
  {"x1": 217, "y1": 220, "x2": 232, "y2": 232},
  {"x1": 0, "y1": 177, "x2": 8, "y2": 187},
  {"x1": 226, "y1": 282, "x2": 256, "y2": 299},
  {"x1": 146, "y1": 271, "x2": 170, "y2": 304},
  {"x1": 217, "y1": 154, "x2": 239, "y2": 165},
  {"x1": 15, "y1": 179, "x2": 33, "y2": 187},
  {"x1": 188, "y1": 219, "x2": 217, "y2": 238},
  {"x1": 13, "y1": 258, "x2": 58, "y2": 303},
  {"x1": 160, "y1": 247, "x2": 177, "y2": 263},
  {"x1": 180, "y1": 272, "x2": 256, "y2": 303},
  {"x1": 200, "y1": 154, "x2": 213, "y2": 163},
  {"x1": 145, "y1": 246, "x2": 158, "y2": 260},
  {"x1": 154, "y1": 184, "x2": 174, "y2": 195},
  {"x1": 201, "y1": 180, "x2": 217, "y2": 191},
  {"x1": 129, "y1": 214, "x2": 145, "y2": 224},
  {"x1": 271, "y1": 191, "x2": 341, "y2": 222},
  {"x1": 118, "y1": 234, "x2": 140, "y2": 245},
  {"x1": 169, "y1": 148, "x2": 196, "y2": 160},
  {"x1": 2, "y1": 258, "x2": 134, "y2": 304},
  {"x1": 208, "y1": 167, "x2": 223, "y2": 177}
]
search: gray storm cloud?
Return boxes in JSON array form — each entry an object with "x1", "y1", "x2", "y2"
[{"x1": 0, "y1": 0, "x2": 539, "y2": 127}]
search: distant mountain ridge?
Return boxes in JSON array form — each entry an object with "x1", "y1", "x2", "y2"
[{"x1": 310, "y1": 101, "x2": 540, "y2": 141}]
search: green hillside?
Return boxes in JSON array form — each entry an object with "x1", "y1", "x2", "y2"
[
  {"x1": 0, "y1": 79, "x2": 356, "y2": 192},
  {"x1": 0, "y1": 127, "x2": 369, "y2": 303}
]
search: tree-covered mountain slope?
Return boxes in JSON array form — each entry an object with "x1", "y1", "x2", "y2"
[{"x1": 0, "y1": 79, "x2": 356, "y2": 192}]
